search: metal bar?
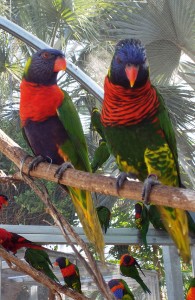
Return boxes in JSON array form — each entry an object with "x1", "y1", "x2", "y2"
[
  {"x1": 0, "y1": 16, "x2": 104, "y2": 102},
  {"x1": 191, "y1": 245, "x2": 195, "y2": 276},
  {"x1": 1, "y1": 224, "x2": 195, "y2": 246},
  {"x1": 162, "y1": 246, "x2": 184, "y2": 300}
]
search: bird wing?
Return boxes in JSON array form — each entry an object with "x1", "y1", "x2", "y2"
[
  {"x1": 57, "y1": 90, "x2": 91, "y2": 172},
  {"x1": 154, "y1": 87, "x2": 182, "y2": 186}
]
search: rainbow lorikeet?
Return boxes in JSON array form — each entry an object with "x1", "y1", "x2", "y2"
[
  {"x1": 108, "y1": 278, "x2": 135, "y2": 300},
  {"x1": 24, "y1": 248, "x2": 59, "y2": 282},
  {"x1": 0, "y1": 228, "x2": 46, "y2": 254},
  {"x1": 186, "y1": 278, "x2": 195, "y2": 300},
  {"x1": 148, "y1": 204, "x2": 166, "y2": 230},
  {"x1": 97, "y1": 38, "x2": 190, "y2": 262},
  {"x1": 0, "y1": 194, "x2": 8, "y2": 210},
  {"x1": 96, "y1": 206, "x2": 111, "y2": 233},
  {"x1": 134, "y1": 202, "x2": 149, "y2": 247},
  {"x1": 91, "y1": 139, "x2": 110, "y2": 173},
  {"x1": 19, "y1": 49, "x2": 104, "y2": 261},
  {"x1": 120, "y1": 254, "x2": 151, "y2": 294},
  {"x1": 54, "y1": 256, "x2": 82, "y2": 293}
]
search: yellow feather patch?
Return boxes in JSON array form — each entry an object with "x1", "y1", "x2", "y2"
[
  {"x1": 144, "y1": 143, "x2": 178, "y2": 186},
  {"x1": 116, "y1": 155, "x2": 139, "y2": 175}
]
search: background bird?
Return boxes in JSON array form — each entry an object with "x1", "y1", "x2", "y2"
[
  {"x1": 54, "y1": 256, "x2": 82, "y2": 293},
  {"x1": 24, "y1": 248, "x2": 59, "y2": 282},
  {"x1": 120, "y1": 253, "x2": 151, "y2": 294},
  {"x1": 94, "y1": 38, "x2": 190, "y2": 262},
  {"x1": 91, "y1": 139, "x2": 110, "y2": 173},
  {"x1": 0, "y1": 194, "x2": 9, "y2": 211},
  {"x1": 96, "y1": 206, "x2": 111, "y2": 233},
  {"x1": 134, "y1": 202, "x2": 149, "y2": 247},
  {"x1": 19, "y1": 48, "x2": 104, "y2": 261},
  {"x1": 0, "y1": 228, "x2": 46, "y2": 254},
  {"x1": 186, "y1": 277, "x2": 195, "y2": 300},
  {"x1": 108, "y1": 278, "x2": 135, "y2": 300}
]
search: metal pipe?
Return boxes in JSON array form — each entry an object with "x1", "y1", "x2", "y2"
[{"x1": 0, "y1": 16, "x2": 104, "y2": 102}]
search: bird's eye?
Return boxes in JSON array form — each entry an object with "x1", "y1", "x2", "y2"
[
  {"x1": 116, "y1": 56, "x2": 122, "y2": 64},
  {"x1": 41, "y1": 52, "x2": 53, "y2": 59}
]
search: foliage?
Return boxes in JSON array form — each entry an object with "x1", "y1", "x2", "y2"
[{"x1": 0, "y1": 0, "x2": 195, "y2": 298}]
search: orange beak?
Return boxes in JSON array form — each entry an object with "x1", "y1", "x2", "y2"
[
  {"x1": 125, "y1": 65, "x2": 139, "y2": 88},
  {"x1": 53, "y1": 261, "x2": 59, "y2": 267},
  {"x1": 54, "y1": 56, "x2": 66, "y2": 72}
]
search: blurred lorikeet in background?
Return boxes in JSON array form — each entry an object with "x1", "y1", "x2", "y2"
[
  {"x1": 24, "y1": 248, "x2": 59, "y2": 282},
  {"x1": 54, "y1": 256, "x2": 82, "y2": 293},
  {"x1": 120, "y1": 254, "x2": 151, "y2": 294},
  {"x1": 91, "y1": 139, "x2": 110, "y2": 173},
  {"x1": 134, "y1": 202, "x2": 149, "y2": 247},
  {"x1": 91, "y1": 38, "x2": 190, "y2": 262},
  {"x1": 186, "y1": 278, "x2": 195, "y2": 300},
  {"x1": 0, "y1": 194, "x2": 8, "y2": 210},
  {"x1": 0, "y1": 228, "x2": 46, "y2": 254},
  {"x1": 19, "y1": 49, "x2": 104, "y2": 261},
  {"x1": 108, "y1": 278, "x2": 135, "y2": 300},
  {"x1": 96, "y1": 206, "x2": 111, "y2": 233}
]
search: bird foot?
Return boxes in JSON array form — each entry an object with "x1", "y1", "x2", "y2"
[
  {"x1": 116, "y1": 172, "x2": 138, "y2": 192},
  {"x1": 54, "y1": 162, "x2": 74, "y2": 180},
  {"x1": 28, "y1": 155, "x2": 48, "y2": 175},
  {"x1": 142, "y1": 174, "x2": 160, "y2": 205}
]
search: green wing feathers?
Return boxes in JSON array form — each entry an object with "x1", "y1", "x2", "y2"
[
  {"x1": 57, "y1": 91, "x2": 91, "y2": 172},
  {"x1": 57, "y1": 92, "x2": 105, "y2": 260},
  {"x1": 146, "y1": 89, "x2": 190, "y2": 262}
]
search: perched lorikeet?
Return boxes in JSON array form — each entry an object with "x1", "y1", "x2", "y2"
[
  {"x1": 91, "y1": 107, "x2": 106, "y2": 141},
  {"x1": 19, "y1": 49, "x2": 104, "y2": 261},
  {"x1": 120, "y1": 254, "x2": 151, "y2": 294},
  {"x1": 0, "y1": 228, "x2": 46, "y2": 254},
  {"x1": 24, "y1": 248, "x2": 59, "y2": 282},
  {"x1": 148, "y1": 204, "x2": 165, "y2": 230},
  {"x1": 98, "y1": 38, "x2": 190, "y2": 262},
  {"x1": 108, "y1": 278, "x2": 135, "y2": 300},
  {"x1": 186, "y1": 278, "x2": 195, "y2": 300},
  {"x1": 134, "y1": 202, "x2": 149, "y2": 247},
  {"x1": 54, "y1": 256, "x2": 82, "y2": 293},
  {"x1": 96, "y1": 206, "x2": 111, "y2": 233},
  {"x1": 0, "y1": 194, "x2": 8, "y2": 210},
  {"x1": 91, "y1": 139, "x2": 110, "y2": 172}
]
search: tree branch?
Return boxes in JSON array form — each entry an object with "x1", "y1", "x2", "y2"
[
  {"x1": 0, "y1": 246, "x2": 90, "y2": 300},
  {"x1": 0, "y1": 129, "x2": 194, "y2": 210},
  {"x1": 20, "y1": 174, "x2": 115, "y2": 300}
]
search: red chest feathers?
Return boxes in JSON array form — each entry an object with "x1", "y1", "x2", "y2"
[{"x1": 20, "y1": 80, "x2": 64, "y2": 126}]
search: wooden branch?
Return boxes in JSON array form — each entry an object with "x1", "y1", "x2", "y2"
[
  {"x1": 0, "y1": 129, "x2": 195, "y2": 210},
  {"x1": 0, "y1": 246, "x2": 90, "y2": 300},
  {"x1": 21, "y1": 175, "x2": 115, "y2": 300}
]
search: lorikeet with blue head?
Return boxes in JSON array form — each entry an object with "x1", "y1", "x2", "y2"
[
  {"x1": 19, "y1": 49, "x2": 104, "y2": 261},
  {"x1": 54, "y1": 256, "x2": 82, "y2": 293},
  {"x1": 0, "y1": 228, "x2": 46, "y2": 254},
  {"x1": 0, "y1": 194, "x2": 8, "y2": 211},
  {"x1": 134, "y1": 202, "x2": 149, "y2": 247},
  {"x1": 186, "y1": 278, "x2": 195, "y2": 300},
  {"x1": 24, "y1": 248, "x2": 59, "y2": 282},
  {"x1": 120, "y1": 254, "x2": 151, "y2": 294},
  {"x1": 108, "y1": 278, "x2": 135, "y2": 300},
  {"x1": 96, "y1": 38, "x2": 190, "y2": 263}
]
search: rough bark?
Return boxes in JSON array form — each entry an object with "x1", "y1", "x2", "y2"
[{"x1": 0, "y1": 129, "x2": 195, "y2": 211}]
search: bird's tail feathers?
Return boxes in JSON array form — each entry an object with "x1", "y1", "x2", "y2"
[
  {"x1": 137, "y1": 277, "x2": 151, "y2": 294},
  {"x1": 158, "y1": 206, "x2": 191, "y2": 263},
  {"x1": 69, "y1": 187, "x2": 105, "y2": 261}
]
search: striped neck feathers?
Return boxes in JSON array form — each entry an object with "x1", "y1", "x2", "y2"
[
  {"x1": 20, "y1": 79, "x2": 64, "y2": 126},
  {"x1": 101, "y1": 76, "x2": 159, "y2": 126}
]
